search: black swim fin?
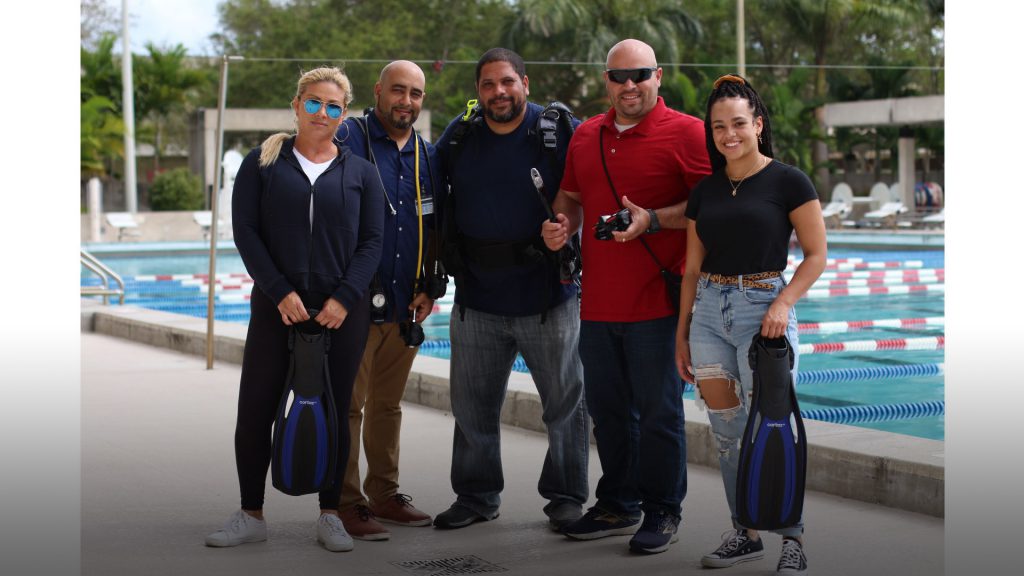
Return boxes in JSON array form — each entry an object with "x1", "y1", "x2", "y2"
[
  {"x1": 271, "y1": 310, "x2": 339, "y2": 496},
  {"x1": 736, "y1": 333, "x2": 806, "y2": 530}
]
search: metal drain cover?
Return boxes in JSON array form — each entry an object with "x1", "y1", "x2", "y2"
[{"x1": 391, "y1": 555, "x2": 507, "y2": 575}]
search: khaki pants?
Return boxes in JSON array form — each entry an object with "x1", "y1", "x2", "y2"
[{"x1": 339, "y1": 322, "x2": 418, "y2": 510}]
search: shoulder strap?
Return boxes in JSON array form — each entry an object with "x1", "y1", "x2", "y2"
[
  {"x1": 598, "y1": 129, "x2": 668, "y2": 272},
  {"x1": 446, "y1": 99, "x2": 483, "y2": 182},
  {"x1": 537, "y1": 101, "x2": 576, "y2": 154}
]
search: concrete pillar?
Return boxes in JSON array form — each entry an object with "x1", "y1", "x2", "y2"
[
  {"x1": 897, "y1": 129, "x2": 916, "y2": 213},
  {"x1": 88, "y1": 178, "x2": 103, "y2": 242}
]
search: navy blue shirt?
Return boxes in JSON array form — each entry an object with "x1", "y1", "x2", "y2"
[
  {"x1": 435, "y1": 102, "x2": 577, "y2": 316},
  {"x1": 337, "y1": 113, "x2": 439, "y2": 323}
]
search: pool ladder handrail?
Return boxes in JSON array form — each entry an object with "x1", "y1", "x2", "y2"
[{"x1": 81, "y1": 249, "x2": 125, "y2": 305}]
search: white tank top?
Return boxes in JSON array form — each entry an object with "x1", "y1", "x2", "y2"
[{"x1": 293, "y1": 148, "x2": 334, "y2": 230}]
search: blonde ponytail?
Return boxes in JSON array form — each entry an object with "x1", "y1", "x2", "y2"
[{"x1": 259, "y1": 132, "x2": 292, "y2": 167}]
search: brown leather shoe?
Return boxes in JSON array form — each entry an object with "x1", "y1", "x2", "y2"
[
  {"x1": 371, "y1": 493, "x2": 432, "y2": 527},
  {"x1": 339, "y1": 505, "x2": 390, "y2": 541}
]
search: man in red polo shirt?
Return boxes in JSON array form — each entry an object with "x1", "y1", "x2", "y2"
[{"x1": 542, "y1": 38, "x2": 710, "y2": 555}]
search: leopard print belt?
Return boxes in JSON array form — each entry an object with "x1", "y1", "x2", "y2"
[{"x1": 702, "y1": 271, "x2": 782, "y2": 290}]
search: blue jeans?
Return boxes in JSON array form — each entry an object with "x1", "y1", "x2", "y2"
[
  {"x1": 448, "y1": 296, "x2": 589, "y2": 517},
  {"x1": 688, "y1": 273, "x2": 803, "y2": 537},
  {"x1": 579, "y1": 316, "x2": 687, "y2": 517}
]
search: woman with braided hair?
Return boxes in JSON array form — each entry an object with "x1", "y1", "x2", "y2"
[{"x1": 675, "y1": 74, "x2": 826, "y2": 575}]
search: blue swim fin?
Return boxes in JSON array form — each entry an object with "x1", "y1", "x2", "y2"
[
  {"x1": 736, "y1": 333, "x2": 806, "y2": 530},
  {"x1": 271, "y1": 310, "x2": 339, "y2": 496}
]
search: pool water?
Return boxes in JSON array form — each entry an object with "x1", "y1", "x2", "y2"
[{"x1": 83, "y1": 247, "x2": 945, "y2": 440}]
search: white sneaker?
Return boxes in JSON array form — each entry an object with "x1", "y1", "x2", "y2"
[
  {"x1": 205, "y1": 510, "x2": 267, "y2": 547},
  {"x1": 316, "y1": 513, "x2": 354, "y2": 552}
]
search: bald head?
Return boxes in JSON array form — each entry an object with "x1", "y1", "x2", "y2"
[
  {"x1": 375, "y1": 60, "x2": 426, "y2": 134},
  {"x1": 606, "y1": 39, "x2": 657, "y2": 69},
  {"x1": 379, "y1": 60, "x2": 425, "y2": 86},
  {"x1": 604, "y1": 39, "x2": 662, "y2": 125}
]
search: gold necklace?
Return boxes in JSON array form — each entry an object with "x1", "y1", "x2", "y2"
[{"x1": 727, "y1": 155, "x2": 767, "y2": 197}]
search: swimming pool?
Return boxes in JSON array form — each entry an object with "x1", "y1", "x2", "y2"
[{"x1": 82, "y1": 246, "x2": 945, "y2": 440}]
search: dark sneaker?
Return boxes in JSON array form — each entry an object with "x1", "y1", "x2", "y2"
[
  {"x1": 628, "y1": 509, "x2": 680, "y2": 554},
  {"x1": 776, "y1": 538, "x2": 808, "y2": 574},
  {"x1": 545, "y1": 500, "x2": 583, "y2": 532},
  {"x1": 563, "y1": 507, "x2": 640, "y2": 540},
  {"x1": 702, "y1": 529, "x2": 765, "y2": 568},
  {"x1": 432, "y1": 504, "x2": 497, "y2": 530}
]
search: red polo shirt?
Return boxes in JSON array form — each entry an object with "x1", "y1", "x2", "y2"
[{"x1": 561, "y1": 97, "x2": 710, "y2": 322}]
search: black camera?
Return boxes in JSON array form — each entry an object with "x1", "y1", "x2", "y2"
[
  {"x1": 594, "y1": 208, "x2": 632, "y2": 241},
  {"x1": 399, "y1": 315, "x2": 425, "y2": 348}
]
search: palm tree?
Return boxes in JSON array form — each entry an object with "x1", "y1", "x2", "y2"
[
  {"x1": 759, "y1": 0, "x2": 923, "y2": 187},
  {"x1": 501, "y1": 0, "x2": 702, "y2": 115}
]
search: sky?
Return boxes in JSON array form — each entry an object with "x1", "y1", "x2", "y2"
[{"x1": 113, "y1": 0, "x2": 222, "y2": 54}]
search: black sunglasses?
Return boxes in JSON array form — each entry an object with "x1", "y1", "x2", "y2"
[{"x1": 606, "y1": 67, "x2": 657, "y2": 84}]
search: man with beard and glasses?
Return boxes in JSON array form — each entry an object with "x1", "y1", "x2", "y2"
[
  {"x1": 541, "y1": 38, "x2": 711, "y2": 555},
  {"x1": 430, "y1": 48, "x2": 589, "y2": 532},
  {"x1": 334, "y1": 60, "x2": 439, "y2": 541}
]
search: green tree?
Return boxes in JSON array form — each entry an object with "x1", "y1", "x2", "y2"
[
  {"x1": 149, "y1": 168, "x2": 204, "y2": 211},
  {"x1": 134, "y1": 43, "x2": 210, "y2": 172},
  {"x1": 80, "y1": 94, "x2": 124, "y2": 178},
  {"x1": 500, "y1": 0, "x2": 702, "y2": 115}
]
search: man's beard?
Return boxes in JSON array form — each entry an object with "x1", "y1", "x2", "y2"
[
  {"x1": 483, "y1": 96, "x2": 524, "y2": 123},
  {"x1": 386, "y1": 106, "x2": 417, "y2": 130}
]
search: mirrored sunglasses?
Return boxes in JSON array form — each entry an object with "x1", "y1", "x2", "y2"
[
  {"x1": 606, "y1": 67, "x2": 657, "y2": 84},
  {"x1": 303, "y1": 98, "x2": 344, "y2": 119}
]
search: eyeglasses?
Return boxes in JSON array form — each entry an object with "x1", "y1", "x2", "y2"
[
  {"x1": 606, "y1": 67, "x2": 657, "y2": 84},
  {"x1": 303, "y1": 98, "x2": 344, "y2": 119}
]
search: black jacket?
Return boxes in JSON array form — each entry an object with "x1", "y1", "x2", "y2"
[{"x1": 232, "y1": 137, "x2": 385, "y2": 312}]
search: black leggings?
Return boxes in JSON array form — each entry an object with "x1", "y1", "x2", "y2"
[{"x1": 234, "y1": 286, "x2": 370, "y2": 511}]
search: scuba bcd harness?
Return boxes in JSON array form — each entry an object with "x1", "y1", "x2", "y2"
[
  {"x1": 351, "y1": 109, "x2": 448, "y2": 328},
  {"x1": 440, "y1": 100, "x2": 579, "y2": 277}
]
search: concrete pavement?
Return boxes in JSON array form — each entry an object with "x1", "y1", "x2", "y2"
[{"x1": 82, "y1": 332, "x2": 942, "y2": 576}]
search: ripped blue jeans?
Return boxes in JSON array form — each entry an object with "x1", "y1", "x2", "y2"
[{"x1": 688, "y1": 273, "x2": 803, "y2": 537}]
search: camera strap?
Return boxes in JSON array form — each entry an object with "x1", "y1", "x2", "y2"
[{"x1": 597, "y1": 129, "x2": 669, "y2": 273}]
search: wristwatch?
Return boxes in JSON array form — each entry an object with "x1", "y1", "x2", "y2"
[{"x1": 645, "y1": 208, "x2": 661, "y2": 234}]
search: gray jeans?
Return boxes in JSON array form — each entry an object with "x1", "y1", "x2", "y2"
[{"x1": 447, "y1": 296, "x2": 589, "y2": 517}]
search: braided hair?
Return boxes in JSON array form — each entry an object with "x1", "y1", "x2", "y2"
[{"x1": 703, "y1": 74, "x2": 774, "y2": 173}]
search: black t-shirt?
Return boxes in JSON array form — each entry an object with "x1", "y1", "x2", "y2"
[{"x1": 685, "y1": 160, "x2": 818, "y2": 275}]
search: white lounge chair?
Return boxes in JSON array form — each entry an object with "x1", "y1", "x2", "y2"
[
  {"x1": 105, "y1": 212, "x2": 141, "y2": 241},
  {"x1": 921, "y1": 208, "x2": 945, "y2": 228},
  {"x1": 821, "y1": 200, "x2": 851, "y2": 228},
  {"x1": 864, "y1": 201, "x2": 909, "y2": 228},
  {"x1": 193, "y1": 211, "x2": 225, "y2": 241}
]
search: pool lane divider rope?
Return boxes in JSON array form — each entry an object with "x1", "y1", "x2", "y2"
[
  {"x1": 798, "y1": 317, "x2": 944, "y2": 333},
  {"x1": 788, "y1": 260, "x2": 924, "y2": 272},
  {"x1": 803, "y1": 268, "x2": 943, "y2": 280},
  {"x1": 420, "y1": 336, "x2": 945, "y2": 357},
  {"x1": 799, "y1": 336, "x2": 944, "y2": 354},
  {"x1": 804, "y1": 284, "x2": 944, "y2": 299},
  {"x1": 799, "y1": 401, "x2": 944, "y2": 424}
]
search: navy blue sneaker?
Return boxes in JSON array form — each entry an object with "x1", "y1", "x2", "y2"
[
  {"x1": 563, "y1": 507, "x2": 640, "y2": 540},
  {"x1": 628, "y1": 510, "x2": 680, "y2": 554}
]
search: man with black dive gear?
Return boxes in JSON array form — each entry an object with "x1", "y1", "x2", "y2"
[
  {"x1": 432, "y1": 48, "x2": 589, "y2": 532},
  {"x1": 334, "y1": 60, "x2": 441, "y2": 541}
]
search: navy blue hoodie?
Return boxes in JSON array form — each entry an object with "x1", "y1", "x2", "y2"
[{"x1": 232, "y1": 136, "x2": 385, "y2": 312}]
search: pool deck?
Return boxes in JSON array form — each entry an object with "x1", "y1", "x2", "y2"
[{"x1": 81, "y1": 318, "x2": 943, "y2": 576}]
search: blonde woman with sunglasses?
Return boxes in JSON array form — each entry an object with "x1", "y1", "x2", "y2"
[{"x1": 205, "y1": 67, "x2": 385, "y2": 553}]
